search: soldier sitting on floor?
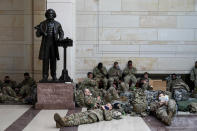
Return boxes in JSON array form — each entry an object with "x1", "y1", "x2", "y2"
[
  {"x1": 150, "y1": 92, "x2": 176, "y2": 126},
  {"x1": 167, "y1": 73, "x2": 190, "y2": 101},
  {"x1": 18, "y1": 73, "x2": 36, "y2": 98},
  {"x1": 93, "y1": 63, "x2": 108, "y2": 90},
  {"x1": 1, "y1": 76, "x2": 17, "y2": 98},
  {"x1": 122, "y1": 60, "x2": 137, "y2": 90},
  {"x1": 108, "y1": 61, "x2": 122, "y2": 86},
  {"x1": 54, "y1": 103, "x2": 122, "y2": 128},
  {"x1": 139, "y1": 72, "x2": 153, "y2": 90}
]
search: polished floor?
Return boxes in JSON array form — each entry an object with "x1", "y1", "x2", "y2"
[{"x1": 0, "y1": 105, "x2": 197, "y2": 131}]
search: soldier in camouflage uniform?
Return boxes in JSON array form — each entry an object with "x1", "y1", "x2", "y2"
[
  {"x1": 150, "y1": 93, "x2": 176, "y2": 126},
  {"x1": 93, "y1": 63, "x2": 108, "y2": 90},
  {"x1": 140, "y1": 72, "x2": 153, "y2": 90},
  {"x1": 1, "y1": 76, "x2": 17, "y2": 97},
  {"x1": 54, "y1": 103, "x2": 122, "y2": 128},
  {"x1": 123, "y1": 60, "x2": 137, "y2": 90},
  {"x1": 190, "y1": 61, "x2": 197, "y2": 94},
  {"x1": 108, "y1": 62, "x2": 122, "y2": 86},
  {"x1": 167, "y1": 74, "x2": 190, "y2": 92},
  {"x1": 18, "y1": 73, "x2": 36, "y2": 98},
  {"x1": 79, "y1": 72, "x2": 99, "y2": 97},
  {"x1": 132, "y1": 88, "x2": 148, "y2": 117},
  {"x1": 84, "y1": 88, "x2": 103, "y2": 110},
  {"x1": 167, "y1": 74, "x2": 190, "y2": 101}
]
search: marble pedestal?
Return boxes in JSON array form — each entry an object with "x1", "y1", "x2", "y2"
[{"x1": 35, "y1": 83, "x2": 75, "y2": 109}]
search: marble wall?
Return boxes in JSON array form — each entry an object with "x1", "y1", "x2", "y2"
[
  {"x1": 0, "y1": 0, "x2": 34, "y2": 82},
  {"x1": 75, "y1": 0, "x2": 197, "y2": 81}
]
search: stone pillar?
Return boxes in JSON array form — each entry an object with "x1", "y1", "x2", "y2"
[{"x1": 47, "y1": 0, "x2": 76, "y2": 81}]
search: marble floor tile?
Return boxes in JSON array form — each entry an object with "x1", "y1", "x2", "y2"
[
  {"x1": 78, "y1": 116, "x2": 151, "y2": 131},
  {"x1": 23, "y1": 109, "x2": 68, "y2": 131},
  {"x1": 0, "y1": 105, "x2": 31, "y2": 131}
]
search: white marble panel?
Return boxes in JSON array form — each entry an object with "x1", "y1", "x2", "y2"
[
  {"x1": 23, "y1": 110, "x2": 68, "y2": 131},
  {"x1": 0, "y1": 105, "x2": 31, "y2": 131},
  {"x1": 177, "y1": 16, "x2": 197, "y2": 28},
  {"x1": 78, "y1": 116, "x2": 151, "y2": 131},
  {"x1": 158, "y1": 29, "x2": 195, "y2": 41},
  {"x1": 102, "y1": 15, "x2": 139, "y2": 28},
  {"x1": 99, "y1": 0, "x2": 121, "y2": 11}
]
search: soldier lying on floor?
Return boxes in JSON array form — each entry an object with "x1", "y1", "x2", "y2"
[
  {"x1": 54, "y1": 103, "x2": 122, "y2": 128},
  {"x1": 150, "y1": 92, "x2": 176, "y2": 126}
]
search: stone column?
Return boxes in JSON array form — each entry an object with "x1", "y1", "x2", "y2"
[{"x1": 47, "y1": 0, "x2": 76, "y2": 81}]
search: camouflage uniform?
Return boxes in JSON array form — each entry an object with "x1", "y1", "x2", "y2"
[
  {"x1": 150, "y1": 99, "x2": 176, "y2": 125},
  {"x1": 104, "y1": 86, "x2": 120, "y2": 103},
  {"x1": 79, "y1": 78, "x2": 99, "y2": 97},
  {"x1": 190, "y1": 67, "x2": 197, "y2": 88},
  {"x1": 1, "y1": 80, "x2": 17, "y2": 97},
  {"x1": 84, "y1": 95, "x2": 102, "y2": 110},
  {"x1": 1, "y1": 80, "x2": 17, "y2": 90},
  {"x1": 93, "y1": 66, "x2": 108, "y2": 89},
  {"x1": 190, "y1": 67, "x2": 197, "y2": 95},
  {"x1": 75, "y1": 89, "x2": 85, "y2": 107},
  {"x1": 132, "y1": 88, "x2": 148, "y2": 116},
  {"x1": 167, "y1": 78, "x2": 190, "y2": 92},
  {"x1": 118, "y1": 82, "x2": 129, "y2": 93},
  {"x1": 0, "y1": 94, "x2": 18, "y2": 102},
  {"x1": 54, "y1": 109, "x2": 120, "y2": 127},
  {"x1": 0, "y1": 88, "x2": 18, "y2": 102},
  {"x1": 108, "y1": 66, "x2": 122, "y2": 86},
  {"x1": 0, "y1": 80, "x2": 2, "y2": 88},
  {"x1": 123, "y1": 67, "x2": 137, "y2": 88},
  {"x1": 18, "y1": 77, "x2": 36, "y2": 98},
  {"x1": 143, "y1": 78, "x2": 153, "y2": 90},
  {"x1": 1, "y1": 86, "x2": 16, "y2": 97}
]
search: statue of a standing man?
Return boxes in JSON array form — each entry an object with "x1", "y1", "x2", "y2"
[{"x1": 35, "y1": 9, "x2": 64, "y2": 82}]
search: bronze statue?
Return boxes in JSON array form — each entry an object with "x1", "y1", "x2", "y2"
[{"x1": 35, "y1": 9, "x2": 64, "y2": 82}]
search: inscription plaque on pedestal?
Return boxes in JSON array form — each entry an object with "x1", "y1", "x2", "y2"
[{"x1": 35, "y1": 83, "x2": 75, "y2": 109}]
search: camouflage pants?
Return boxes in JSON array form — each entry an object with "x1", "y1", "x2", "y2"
[
  {"x1": 124, "y1": 75, "x2": 137, "y2": 87},
  {"x1": 95, "y1": 77, "x2": 108, "y2": 90},
  {"x1": 2, "y1": 86, "x2": 16, "y2": 97},
  {"x1": 119, "y1": 82, "x2": 129, "y2": 92},
  {"x1": 19, "y1": 85, "x2": 31, "y2": 97},
  {"x1": 104, "y1": 87, "x2": 119, "y2": 103},
  {"x1": 156, "y1": 100, "x2": 176, "y2": 125},
  {"x1": 156, "y1": 106, "x2": 172, "y2": 125},
  {"x1": 194, "y1": 80, "x2": 197, "y2": 88},
  {"x1": 109, "y1": 77, "x2": 119, "y2": 86},
  {"x1": 0, "y1": 94, "x2": 16, "y2": 102},
  {"x1": 64, "y1": 111, "x2": 97, "y2": 126},
  {"x1": 133, "y1": 103, "x2": 147, "y2": 114}
]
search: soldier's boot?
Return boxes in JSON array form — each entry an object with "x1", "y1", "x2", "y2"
[
  {"x1": 54, "y1": 113, "x2": 65, "y2": 128},
  {"x1": 163, "y1": 116, "x2": 172, "y2": 126},
  {"x1": 130, "y1": 112, "x2": 137, "y2": 116},
  {"x1": 140, "y1": 112, "x2": 148, "y2": 117}
]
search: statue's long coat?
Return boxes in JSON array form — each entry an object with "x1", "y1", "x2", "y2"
[{"x1": 36, "y1": 20, "x2": 64, "y2": 60}]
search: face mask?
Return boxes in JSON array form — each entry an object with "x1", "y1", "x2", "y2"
[
  {"x1": 159, "y1": 95, "x2": 169, "y2": 102},
  {"x1": 104, "y1": 106, "x2": 109, "y2": 110}
]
